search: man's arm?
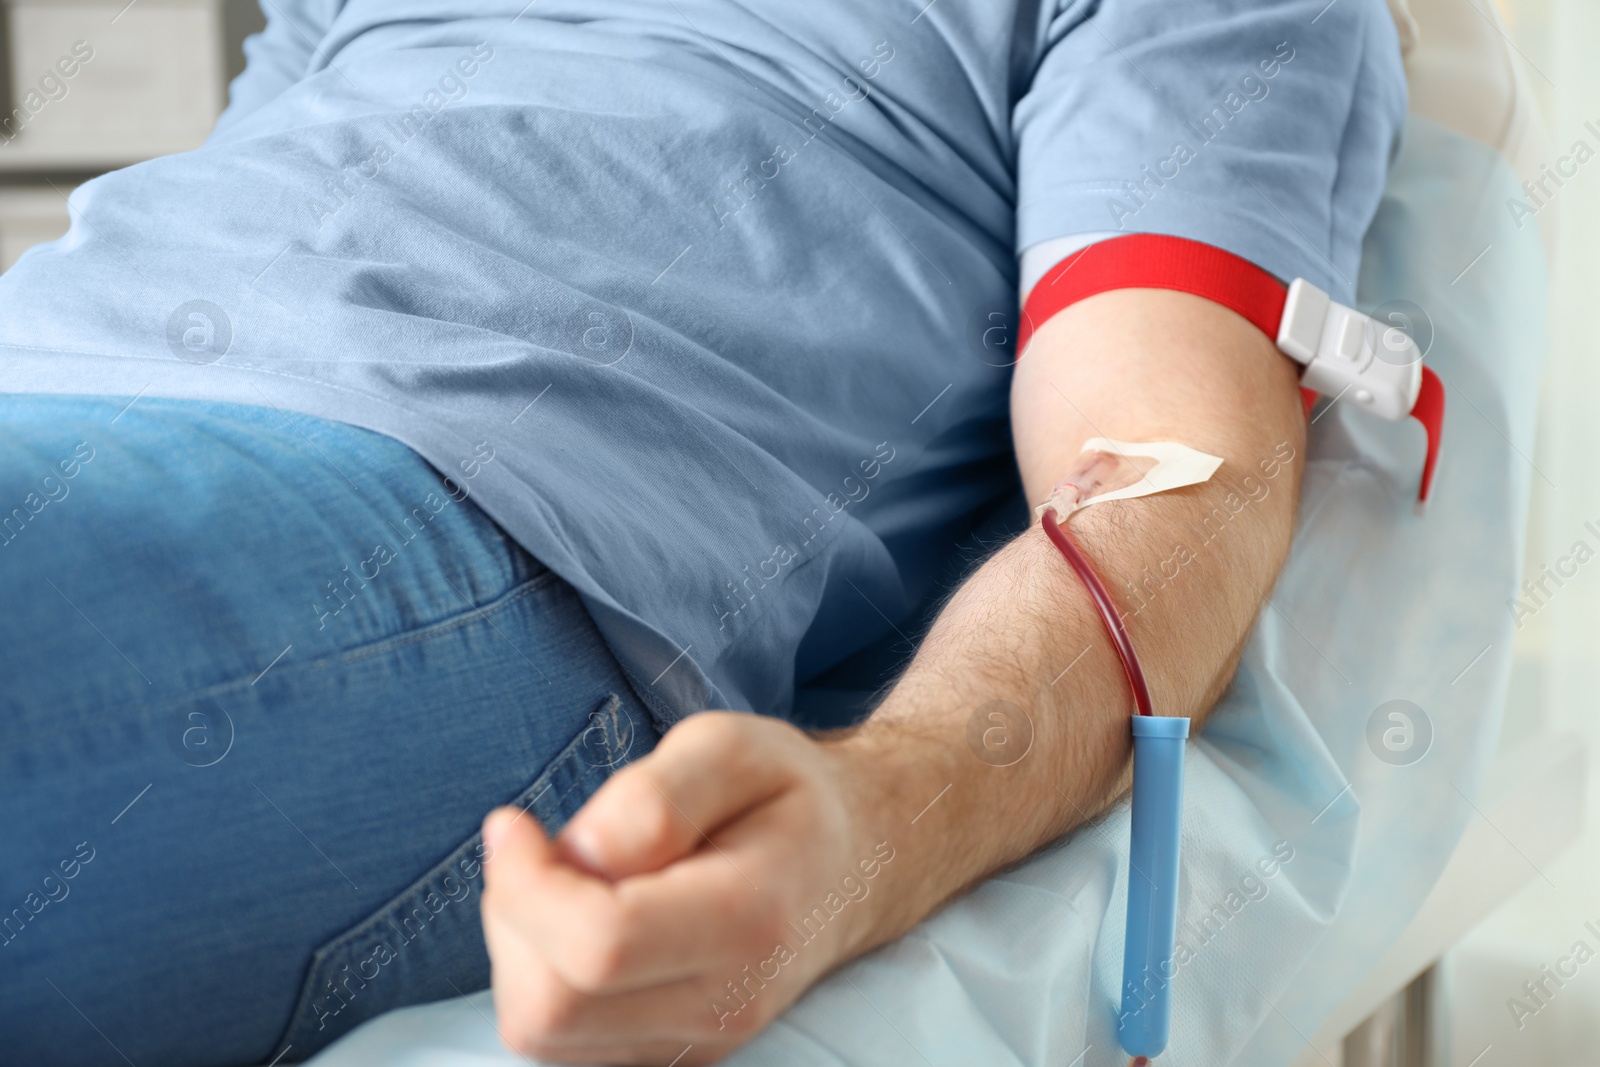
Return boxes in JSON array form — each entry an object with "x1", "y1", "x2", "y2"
[
  {"x1": 479, "y1": 288, "x2": 1304, "y2": 1065},
  {"x1": 837, "y1": 287, "x2": 1304, "y2": 950}
]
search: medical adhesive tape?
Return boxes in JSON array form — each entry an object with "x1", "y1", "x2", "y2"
[{"x1": 1018, "y1": 232, "x2": 1445, "y2": 506}]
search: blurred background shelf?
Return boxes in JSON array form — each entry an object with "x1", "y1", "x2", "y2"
[{"x1": 0, "y1": 0, "x2": 262, "y2": 268}]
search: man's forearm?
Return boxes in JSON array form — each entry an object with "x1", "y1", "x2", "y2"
[{"x1": 827, "y1": 290, "x2": 1306, "y2": 957}]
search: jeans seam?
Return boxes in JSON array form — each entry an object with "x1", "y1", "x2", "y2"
[
  {"x1": 298, "y1": 712, "x2": 605, "y2": 955},
  {"x1": 169, "y1": 570, "x2": 561, "y2": 708},
  {"x1": 331, "y1": 570, "x2": 558, "y2": 668},
  {"x1": 614, "y1": 658, "x2": 687, "y2": 733},
  {"x1": 275, "y1": 692, "x2": 630, "y2": 1054}
]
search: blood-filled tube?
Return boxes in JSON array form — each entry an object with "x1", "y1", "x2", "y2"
[{"x1": 1040, "y1": 507, "x2": 1187, "y2": 1058}]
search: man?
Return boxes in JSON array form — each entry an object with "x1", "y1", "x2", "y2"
[{"x1": 0, "y1": 0, "x2": 1403, "y2": 1064}]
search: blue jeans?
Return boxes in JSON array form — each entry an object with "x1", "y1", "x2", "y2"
[{"x1": 0, "y1": 395, "x2": 661, "y2": 1066}]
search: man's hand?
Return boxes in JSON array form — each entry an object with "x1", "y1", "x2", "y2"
[
  {"x1": 481, "y1": 712, "x2": 897, "y2": 1065},
  {"x1": 482, "y1": 287, "x2": 1306, "y2": 1064}
]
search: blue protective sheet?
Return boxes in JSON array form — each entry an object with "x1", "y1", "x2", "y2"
[{"x1": 302, "y1": 114, "x2": 1544, "y2": 1067}]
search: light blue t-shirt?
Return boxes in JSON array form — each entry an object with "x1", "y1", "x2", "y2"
[{"x1": 0, "y1": 0, "x2": 1404, "y2": 725}]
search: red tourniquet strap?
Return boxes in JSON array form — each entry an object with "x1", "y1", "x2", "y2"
[
  {"x1": 1412, "y1": 366, "x2": 1445, "y2": 503},
  {"x1": 1017, "y1": 233, "x2": 1289, "y2": 354},
  {"x1": 1019, "y1": 231, "x2": 1443, "y2": 504},
  {"x1": 1300, "y1": 387, "x2": 1318, "y2": 420},
  {"x1": 1020, "y1": 232, "x2": 1319, "y2": 420}
]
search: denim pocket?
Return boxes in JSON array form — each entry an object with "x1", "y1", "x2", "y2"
[{"x1": 275, "y1": 690, "x2": 653, "y2": 1062}]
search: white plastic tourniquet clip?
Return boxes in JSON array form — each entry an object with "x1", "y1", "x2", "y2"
[{"x1": 1275, "y1": 278, "x2": 1422, "y2": 422}]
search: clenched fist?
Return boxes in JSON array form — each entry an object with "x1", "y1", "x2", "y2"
[{"x1": 480, "y1": 712, "x2": 900, "y2": 1065}]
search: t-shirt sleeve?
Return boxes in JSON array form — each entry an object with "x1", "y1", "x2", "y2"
[
  {"x1": 213, "y1": 0, "x2": 346, "y2": 136},
  {"x1": 1013, "y1": 0, "x2": 1406, "y2": 303}
]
